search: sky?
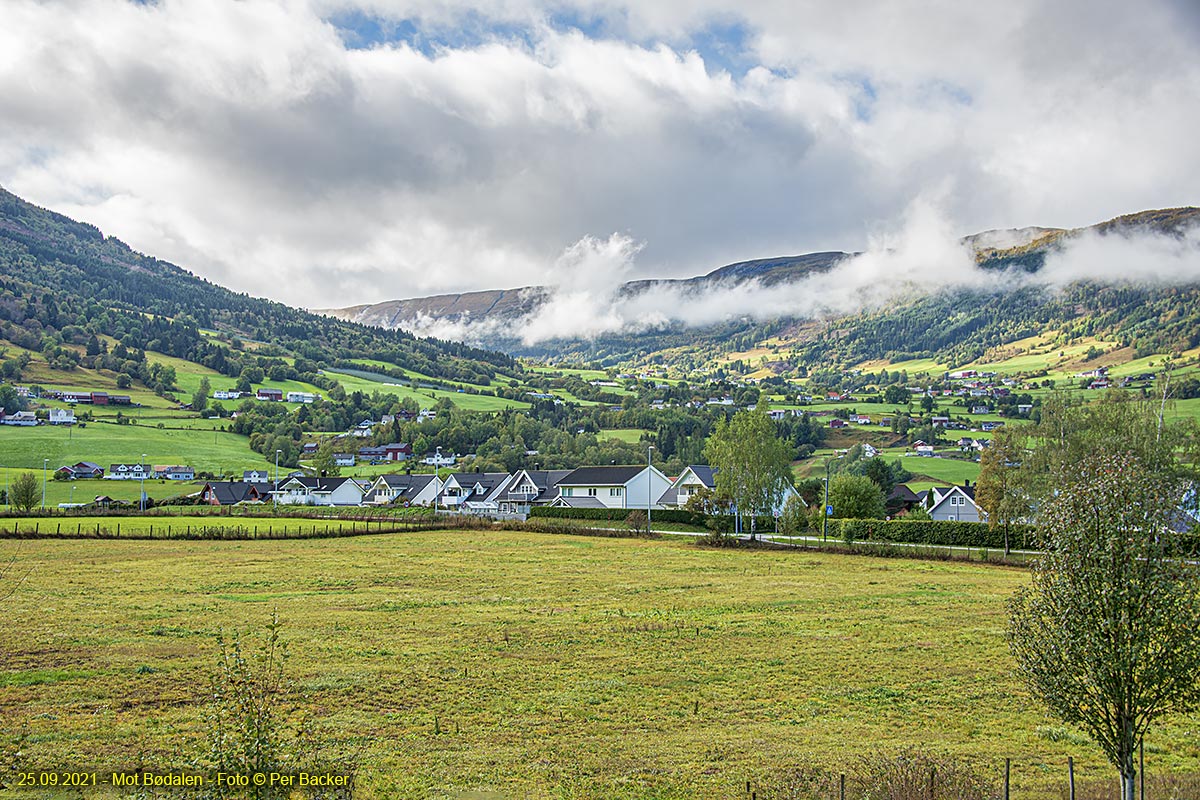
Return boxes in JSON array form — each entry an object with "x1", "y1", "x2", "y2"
[{"x1": 1, "y1": 0, "x2": 1198, "y2": 316}]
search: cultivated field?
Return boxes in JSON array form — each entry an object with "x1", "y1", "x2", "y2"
[{"x1": 3, "y1": 531, "x2": 1198, "y2": 798}]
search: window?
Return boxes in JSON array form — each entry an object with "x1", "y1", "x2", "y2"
[
  {"x1": 564, "y1": 488, "x2": 573, "y2": 497},
  {"x1": 588, "y1": 488, "x2": 597, "y2": 496},
  {"x1": 610, "y1": 488, "x2": 620, "y2": 496}
]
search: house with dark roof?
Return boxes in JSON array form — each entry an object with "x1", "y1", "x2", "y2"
[
  {"x1": 364, "y1": 473, "x2": 441, "y2": 506},
  {"x1": 436, "y1": 472, "x2": 516, "y2": 512},
  {"x1": 55, "y1": 462, "x2": 105, "y2": 480},
  {"x1": 657, "y1": 465, "x2": 804, "y2": 516},
  {"x1": 243, "y1": 470, "x2": 271, "y2": 484},
  {"x1": 923, "y1": 481, "x2": 986, "y2": 522},
  {"x1": 496, "y1": 469, "x2": 574, "y2": 515},
  {"x1": 549, "y1": 465, "x2": 672, "y2": 510},
  {"x1": 201, "y1": 481, "x2": 266, "y2": 506},
  {"x1": 273, "y1": 476, "x2": 365, "y2": 506}
]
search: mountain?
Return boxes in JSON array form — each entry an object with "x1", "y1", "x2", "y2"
[
  {"x1": 0, "y1": 186, "x2": 520, "y2": 385},
  {"x1": 323, "y1": 208, "x2": 1200, "y2": 373}
]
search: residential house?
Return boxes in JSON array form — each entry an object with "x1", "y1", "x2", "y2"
[
  {"x1": 106, "y1": 463, "x2": 150, "y2": 480},
  {"x1": 364, "y1": 474, "x2": 441, "y2": 506},
  {"x1": 915, "y1": 443, "x2": 935, "y2": 457},
  {"x1": 657, "y1": 465, "x2": 804, "y2": 516},
  {"x1": 930, "y1": 416, "x2": 950, "y2": 427},
  {"x1": 980, "y1": 421, "x2": 1003, "y2": 432},
  {"x1": 213, "y1": 390, "x2": 243, "y2": 400},
  {"x1": 243, "y1": 470, "x2": 271, "y2": 484},
  {"x1": 357, "y1": 445, "x2": 387, "y2": 463},
  {"x1": 923, "y1": 481, "x2": 987, "y2": 523},
  {"x1": 381, "y1": 443, "x2": 412, "y2": 462},
  {"x1": 550, "y1": 465, "x2": 672, "y2": 510},
  {"x1": 970, "y1": 405, "x2": 990, "y2": 415},
  {"x1": 495, "y1": 469, "x2": 575, "y2": 515},
  {"x1": 256, "y1": 388, "x2": 284, "y2": 401},
  {"x1": 55, "y1": 462, "x2": 105, "y2": 480},
  {"x1": 155, "y1": 466, "x2": 195, "y2": 481},
  {"x1": 422, "y1": 451, "x2": 457, "y2": 467},
  {"x1": 49, "y1": 408, "x2": 75, "y2": 425},
  {"x1": 351, "y1": 420, "x2": 376, "y2": 437},
  {"x1": 0, "y1": 410, "x2": 38, "y2": 426},
  {"x1": 201, "y1": 481, "x2": 266, "y2": 506},
  {"x1": 301, "y1": 442, "x2": 320, "y2": 456},
  {"x1": 273, "y1": 476, "x2": 365, "y2": 506},
  {"x1": 436, "y1": 472, "x2": 516, "y2": 513},
  {"x1": 286, "y1": 391, "x2": 320, "y2": 403},
  {"x1": 829, "y1": 418, "x2": 847, "y2": 429},
  {"x1": 62, "y1": 391, "x2": 93, "y2": 404},
  {"x1": 333, "y1": 453, "x2": 356, "y2": 467},
  {"x1": 887, "y1": 484, "x2": 922, "y2": 515}
]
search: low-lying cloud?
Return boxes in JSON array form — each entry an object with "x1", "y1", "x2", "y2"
[{"x1": 398, "y1": 203, "x2": 1200, "y2": 346}]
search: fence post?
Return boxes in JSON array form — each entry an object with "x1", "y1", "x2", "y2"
[
  {"x1": 840, "y1": 773, "x2": 845, "y2": 800},
  {"x1": 929, "y1": 765, "x2": 935, "y2": 800},
  {"x1": 1068, "y1": 756, "x2": 1075, "y2": 800},
  {"x1": 1004, "y1": 758, "x2": 1010, "y2": 800}
]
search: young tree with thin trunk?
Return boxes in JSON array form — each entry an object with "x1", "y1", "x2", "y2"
[
  {"x1": 9, "y1": 472, "x2": 39, "y2": 513},
  {"x1": 1008, "y1": 453, "x2": 1200, "y2": 800},
  {"x1": 975, "y1": 426, "x2": 1028, "y2": 553},
  {"x1": 703, "y1": 400, "x2": 794, "y2": 539}
]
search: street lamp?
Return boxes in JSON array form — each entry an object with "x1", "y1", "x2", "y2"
[
  {"x1": 42, "y1": 458, "x2": 48, "y2": 508},
  {"x1": 435, "y1": 446, "x2": 443, "y2": 514},
  {"x1": 822, "y1": 453, "x2": 844, "y2": 543},
  {"x1": 139, "y1": 453, "x2": 146, "y2": 512},
  {"x1": 274, "y1": 449, "x2": 282, "y2": 511},
  {"x1": 647, "y1": 445, "x2": 655, "y2": 533}
]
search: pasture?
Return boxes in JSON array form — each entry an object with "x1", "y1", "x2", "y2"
[{"x1": 3, "y1": 531, "x2": 1198, "y2": 798}]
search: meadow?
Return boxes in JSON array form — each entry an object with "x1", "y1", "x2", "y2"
[{"x1": 3, "y1": 531, "x2": 1198, "y2": 799}]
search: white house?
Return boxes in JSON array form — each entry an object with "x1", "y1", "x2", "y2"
[
  {"x1": 1, "y1": 410, "x2": 38, "y2": 426},
  {"x1": 49, "y1": 408, "x2": 76, "y2": 425},
  {"x1": 365, "y1": 474, "x2": 441, "y2": 506},
  {"x1": 550, "y1": 465, "x2": 672, "y2": 510},
  {"x1": 436, "y1": 472, "x2": 515, "y2": 512},
  {"x1": 924, "y1": 482, "x2": 987, "y2": 523},
  {"x1": 213, "y1": 390, "x2": 243, "y2": 400},
  {"x1": 495, "y1": 469, "x2": 574, "y2": 515},
  {"x1": 106, "y1": 463, "x2": 151, "y2": 480},
  {"x1": 273, "y1": 476, "x2": 365, "y2": 506},
  {"x1": 286, "y1": 391, "x2": 320, "y2": 404},
  {"x1": 243, "y1": 470, "x2": 271, "y2": 484},
  {"x1": 333, "y1": 453, "x2": 356, "y2": 467},
  {"x1": 422, "y1": 451, "x2": 457, "y2": 467},
  {"x1": 156, "y1": 466, "x2": 195, "y2": 481},
  {"x1": 658, "y1": 465, "x2": 805, "y2": 516}
]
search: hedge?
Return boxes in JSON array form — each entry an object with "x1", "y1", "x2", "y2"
[
  {"x1": 826, "y1": 519, "x2": 1040, "y2": 550},
  {"x1": 529, "y1": 506, "x2": 705, "y2": 525}
]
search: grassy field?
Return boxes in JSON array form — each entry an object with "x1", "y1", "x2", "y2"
[
  {"x1": 598, "y1": 428, "x2": 648, "y2": 444},
  {"x1": 3, "y1": 531, "x2": 1198, "y2": 798},
  {"x1": 0, "y1": 420, "x2": 268, "y2": 472}
]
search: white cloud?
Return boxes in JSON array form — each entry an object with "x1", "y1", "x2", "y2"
[{"x1": 0, "y1": 0, "x2": 1198, "y2": 310}]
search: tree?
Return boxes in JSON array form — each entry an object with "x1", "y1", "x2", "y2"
[
  {"x1": 1008, "y1": 453, "x2": 1200, "y2": 800},
  {"x1": 10, "y1": 472, "x2": 39, "y2": 513},
  {"x1": 193, "y1": 376, "x2": 210, "y2": 413},
  {"x1": 311, "y1": 439, "x2": 341, "y2": 477},
  {"x1": 975, "y1": 426, "x2": 1029, "y2": 554},
  {"x1": 884, "y1": 385, "x2": 909, "y2": 405},
  {"x1": 828, "y1": 474, "x2": 886, "y2": 520},
  {"x1": 703, "y1": 401, "x2": 794, "y2": 539}
]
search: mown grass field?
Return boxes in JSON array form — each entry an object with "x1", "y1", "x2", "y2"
[
  {"x1": 3, "y1": 531, "x2": 1198, "y2": 799},
  {"x1": 0, "y1": 420, "x2": 269, "y2": 472}
]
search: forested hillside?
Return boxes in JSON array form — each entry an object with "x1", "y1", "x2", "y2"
[{"x1": 0, "y1": 187, "x2": 518, "y2": 386}]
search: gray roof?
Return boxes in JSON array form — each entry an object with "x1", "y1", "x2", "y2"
[
  {"x1": 205, "y1": 481, "x2": 265, "y2": 505},
  {"x1": 558, "y1": 466, "x2": 644, "y2": 486},
  {"x1": 499, "y1": 469, "x2": 574, "y2": 504},
  {"x1": 553, "y1": 495, "x2": 607, "y2": 509},
  {"x1": 658, "y1": 465, "x2": 717, "y2": 506}
]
